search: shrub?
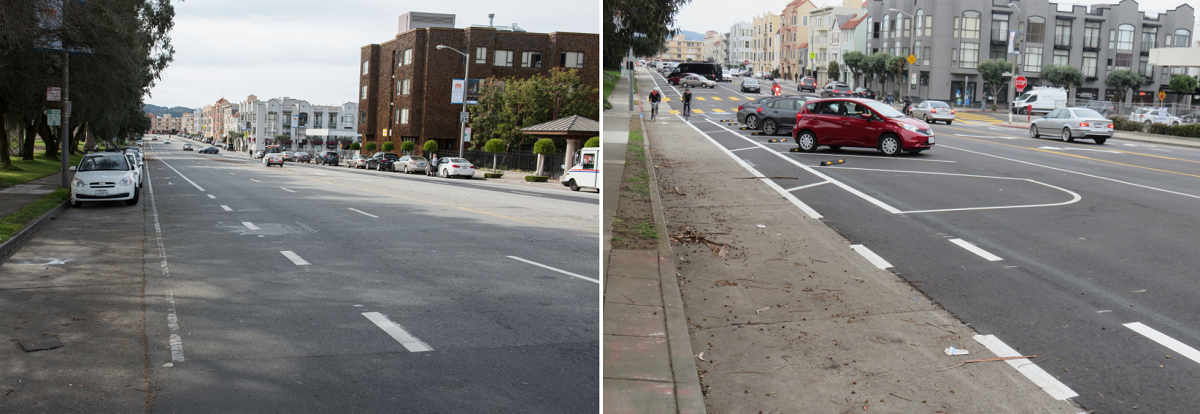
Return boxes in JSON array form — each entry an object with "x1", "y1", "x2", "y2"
[
  {"x1": 484, "y1": 172, "x2": 504, "y2": 178},
  {"x1": 400, "y1": 141, "x2": 415, "y2": 153},
  {"x1": 1166, "y1": 123, "x2": 1200, "y2": 138},
  {"x1": 381, "y1": 141, "x2": 395, "y2": 151},
  {"x1": 365, "y1": 142, "x2": 377, "y2": 152},
  {"x1": 350, "y1": 143, "x2": 360, "y2": 150},
  {"x1": 1109, "y1": 116, "x2": 1143, "y2": 132},
  {"x1": 584, "y1": 137, "x2": 600, "y2": 147},
  {"x1": 525, "y1": 175, "x2": 549, "y2": 182},
  {"x1": 1147, "y1": 122, "x2": 1172, "y2": 135},
  {"x1": 423, "y1": 139, "x2": 438, "y2": 153},
  {"x1": 533, "y1": 138, "x2": 555, "y2": 154}
]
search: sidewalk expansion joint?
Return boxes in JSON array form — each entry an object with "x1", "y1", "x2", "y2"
[{"x1": 0, "y1": 282, "x2": 147, "y2": 291}]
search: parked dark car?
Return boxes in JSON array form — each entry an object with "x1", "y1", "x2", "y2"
[
  {"x1": 754, "y1": 96, "x2": 811, "y2": 135},
  {"x1": 820, "y1": 82, "x2": 854, "y2": 98},
  {"x1": 198, "y1": 146, "x2": 219, "y2": 154},
  {"x1": 1083, "y1": 100, "x2": 1118, "y2": 117},
  {"x1": 740, "y1": 78, "x2": 761, "y2": 93},
  {"x1": 347, "y1": 154, "x2": 370, "y2": 169},
  {"x1": 852, "y1": 87, "x2": 876, "y2": 100},
  {"x1": 366, "y1": 152, "x2": 400, "y2": 171},
  {"x1": 1180, "y1": 109, "x2": 1200, "y2": 124},
  {"x1": 665, "y1": 62, "x2": 722, "y2": 82},
  {"x1": 791, "y1": 98, "x2": 935, "y2": 155},
  {"x1": 294, "y1": 152, "x2": 313, "y2": 163},
  {"x1": 798, "y1": 76, "x2": 818, "y2": 93},
  {"x1": 736, "y1": 96, "x2": 785, "y2": 129},
  {"x1": 317, "y1": 151, "x2": 340, "y2": 166}
]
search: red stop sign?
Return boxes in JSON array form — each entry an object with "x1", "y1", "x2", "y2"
[{"x1": 1014, "y1": 76, "x2": 1028, "y2": 91}]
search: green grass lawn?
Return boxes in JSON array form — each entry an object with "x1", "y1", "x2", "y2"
[
  {"x1": 0, "y1": 188, "x2": 69, "y2": 242},
  {"x1": 604, "y1": 70, "x2": 621, "y2": 99},
  {"x1": 0, "y1": 152, "x2": 83, "y2": 188}
]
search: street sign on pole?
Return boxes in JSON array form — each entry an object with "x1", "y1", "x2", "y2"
[
  {"x1": 462, "y1": 127, "x2": 472, "y2": 142},
  {"x1": 460, "y1": 111, "x2": 470, "y2": 124},
  {"x1": 1158, "y1": 90, "x2": 1166, "y2": 101},
  {"x1": 46, "y1": 109, "x2": 61, "y2": 126},
  {"x1": 47, "y1": 87, "x2": 61, "y2": 101},
  {"x1": 907, "y1": 54, "x2": 916, "y2": 65},
  {"x1": 1014, "y1": 76, "x2": 1028, "y2": 92}
]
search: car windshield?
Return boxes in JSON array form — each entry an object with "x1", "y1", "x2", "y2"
[
  {"x1": 928, "y1": 101, "x2": 951, "y2": 108},
  {"x1": 296, "y1": 152, "x2": 309, "y2": 156},
  {"x1": 1016, "y1": 93, "x2": 1032, "y2": 102},
  {"x1": 447, "y1": 158, "x2": 470, "y2": 163},
  {"x1": 862, "y1": 100, "x2": 906, "y2": 118},
  {"x1": 79, "y1": 155, "x2": 130, "y2": 171},
  {"x1": 744, "y1": 79, "x2": 759, "y2": 85},
  {"x1": 1071, "y1": 109, "x2": 1105, "y2": 118},
  {"x1": 410, "y1": 156, "x2": 426, "y2": 161}
]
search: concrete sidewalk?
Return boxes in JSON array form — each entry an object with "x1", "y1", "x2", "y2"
[
  {"x1": 0, "y1": 172, "x2": 71, "y2": 257},
  {"x1": 603, "y1": 69, "x2": 705, "y2": 414}
]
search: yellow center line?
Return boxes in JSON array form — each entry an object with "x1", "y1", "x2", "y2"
[
  {"x1": 942, "y1": 125, "x2": 1200, "y2": 164},
  {"x1": 947, "y1": 135, "x2": 1200, "y2": 179}
]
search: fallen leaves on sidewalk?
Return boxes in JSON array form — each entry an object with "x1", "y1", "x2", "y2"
[{"x1": 671, "y1": 227, "x2": 732, "y2": 258}]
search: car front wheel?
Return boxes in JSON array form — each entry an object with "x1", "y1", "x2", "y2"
[{"x1": 879, "y1": 135, "x2": 902, "y2": 156}]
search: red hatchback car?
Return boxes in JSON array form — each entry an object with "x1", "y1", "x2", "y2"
[
  {"x1": 667, "y1": 72, "x2": 698, "y2": 85},
  {"x1": 791, "y1": 98, "x2": 935, "y2": 155}
]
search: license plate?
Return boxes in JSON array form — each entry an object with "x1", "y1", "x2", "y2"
[
  {"x1": 928, "y1": 136, "x2": 935, "y2": 144},
  {"x1": 96, "y1": 190, "x2": 108, "y2": 197}
]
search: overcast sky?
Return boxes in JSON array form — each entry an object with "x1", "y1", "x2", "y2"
[
  {"x1": 677, "y1": 0, "x2": 1198, "y2": 35},
  {"x1": 145, "y1": 0, "x2": 598, "y2": 109}
]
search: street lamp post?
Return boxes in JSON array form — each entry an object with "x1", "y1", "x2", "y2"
[
  {"x1": 889, "y1": 8, "x2": 916, "y2": 101},
  {"x1": 436, "y1": 45, "x2": 469, "y2": 158},
  {"x1": 1008, "y1": 2, "x2": 1022, "y2": 123}
]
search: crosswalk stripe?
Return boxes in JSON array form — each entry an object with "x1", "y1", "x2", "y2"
[
  {"x1": 728, "y1": 97, "x2": 741, "y2": 101},
  {"x1": 712, "y1": 109, "x2": 727, "y2": 113},
  {"x1": 712, "y1": 97, "x2": 722, "y2": 101},
  {"x1": 669, "y1": 110, "x2": 680, "y2": 114},
  {"x1": 692, "y1": 109, "x2": 704, "y2": 113},
  {"x1": 696, "y1": 97, "x2": 706, "y2": 101}
]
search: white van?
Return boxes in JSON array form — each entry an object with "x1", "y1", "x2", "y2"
[
  {"x1": 562, "y1": 147, "x2": 600, "y2": 192},
  {"x1": 1012, "y1": 87, "x2": 1067, "y2": 115}
]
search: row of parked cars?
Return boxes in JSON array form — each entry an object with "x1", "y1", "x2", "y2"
[
  {"x1": 344, "y1": 152, "x2": 478, "y2": 178},
  {"x1": 734, "y1": 95, "x2": 936, "y2": 155}
]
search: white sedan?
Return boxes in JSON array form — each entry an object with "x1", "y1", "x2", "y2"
[
  {"x1": 679, "y1": 74, "x2": 716, "y2": 88},
  {"x1": 70, "y1": 152, "x2": 140, "y2": 207},
  {"x1": 437, "y1": 157, "x2": 477, "y2": 178}
]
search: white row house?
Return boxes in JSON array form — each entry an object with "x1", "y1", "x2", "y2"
[{"x1": 236, "y1": 95, "x2": 360, "y2": 153}]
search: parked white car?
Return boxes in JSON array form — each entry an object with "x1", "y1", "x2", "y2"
[
  {"x1": 70, "y1": 152, "x2": 140, "y2": 207},
  {"x1": 436, "y1": 157, "x2": 476, "y2": 178},
  {"x1": 1129, "y1": 107, "x2": 1181, "y2": 126}
]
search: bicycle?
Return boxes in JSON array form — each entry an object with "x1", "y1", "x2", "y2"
[{"x1": 650, "y1": 101, "x2": 659, "y2": 121}]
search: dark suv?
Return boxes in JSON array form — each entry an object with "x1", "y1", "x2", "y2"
[
  {"x1": 798, "y1": 77, "x2": 818, "y2": 93},
  {"x1": 820, "y1": 83, "x2": 853, "y2": 98},
  {"x1": 317, "y1": 151, "x2": 340, "y2": 166},
  {"x1": 366, "y1": 152, "x2": 400, "y2": 171}
]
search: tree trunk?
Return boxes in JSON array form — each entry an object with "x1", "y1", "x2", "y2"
[
  {"x1": 38, "y1": 113, "x2": 58, "y2": 160},
  {"x1": 0, "y1": 100, "x2": 10, "y2": 169},
  {"x1": 71, "y1": 124, "x2": 86, "y2": 154},
  {"x1": 535, "y1": 153, "x2": 544, "y2": 176},
  {"x1": 492, "y1": 154, "x2": 498, "y2": 173},
  {"x1": 21, "y1": 115, "x2": 36, "y2": 161}
]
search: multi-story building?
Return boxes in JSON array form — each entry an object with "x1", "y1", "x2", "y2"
[
  {"x1": 781, "y1": 0, "x2": 819, "y2": 80},
  {"x1": 867, "y1": 0, "x2": 1195, "y2": 105},
  {"x1": 147, "y1": 113, "x2": 183, "y2": 134},
  {"x1": 180, "y1": 112, "x2": 194, "y2": 136},
  {"x1": 807, "y1": 1, "x2": 863, "y2": 86},
  {"x1": 191, "y1": 108, "x2": 202, "y2": 137},
  {"x1": 839, "y1": 14, "x2": 869, "y2": 87},
  {"x1": 236, "y1": 95, "x2": 359, "y2": 153},
  {"x1": 702, "y1": 30, "x2": 723, "y2": 63},
  {"x1": 728, "y1": 21, "x2": 753, "y2": 67},
  {"x1": 659, "y1": 34, "x2": 704, "y2": 62},
  {"x1": 359, "y1": 12, "x2": 598, "y2": 153},
  {"x1": 751, "y1": 12, "x2": 781, "y2": 74}
]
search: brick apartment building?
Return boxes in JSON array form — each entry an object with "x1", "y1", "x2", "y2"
[{"x1": 358, "y1": 12, "x2": 598, "y2": 153}]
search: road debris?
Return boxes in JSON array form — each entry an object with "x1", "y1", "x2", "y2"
[
  {"x1": 938, "y1": 355, "x2": 1037, "y2": 372},
  {"x1": 944, "y1": 347, "x2": 970, "y2": 356},
  {"x1": 671, "y1": 227, "x2": 732, "y2": 258}
]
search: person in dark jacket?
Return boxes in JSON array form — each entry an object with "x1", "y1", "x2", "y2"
[{"x1": 681, "y1": 88, "x2": 692, "y2": 113}]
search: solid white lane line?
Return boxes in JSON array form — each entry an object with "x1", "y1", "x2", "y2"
[
  {"x1": 510, "y1": 191, "x2": 543, "y2": 197},
  {"x1": 279, "y1": 250, "x2": 311, "y2": 266},
  {"x1": 729, "y1": 146, "x2": 760, "y2": 152},
  {"x1": 706, "y1": 120, "x2": 903, "y2": 214},
  {"x1": 677, "y1": 119, "x2": 823, "y2": 218},
  {"x1": 973, "y1": 334, "x2": 1078, "y2": 401},
  {"x1": 220, "y1": 205, "x2": 232, "y2": 212},
  {"x1": 849, "y1": 245, "x2": 892, "y2": 269},
  {"x1": 146, "y1": 164, "x2": 185, "y2": 362},
  {"x1": 155, "y1": 157, "x2": 206, "y2": 192},
  {"x1": 786, "y1": 181, "x2": 829, "y2": 192},
  {"x1": 242, "y1": 222, "x2": 260, "y2": 230},
  {"x1": 362, "y1": 312, "x2": 433, "y2": 352},
  {"x1": 348, "y1": 208, "x2": 379, "y2": 218},
  {"x1": 230, "y1": 172, "x2": 236, "y2": 175},
  {"x1": 1124, "y1": 322, "x2": 1200, "y2": 365},
  {"x1": 507, "y1": 256, "x2": 600, "y2": 284},
  {"x1": 207, "y1": 194, "x2": 216, "y2": 199},
  {"x1": 250, "y1": 179, "x2": 261, "y2": 183},
  {"x1": 948, "y1": 238, "x2": 1004, "y2": 261},
  {"x1": 280, "y1": 187, "x2": 296, "y2": 193},
  {"x1": 943, "y1": 144, "x2": 1200, "y2": 201}
]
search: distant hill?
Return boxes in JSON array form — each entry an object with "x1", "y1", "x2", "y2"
[
  {"x1": 679, "y1": 30, "x2": 706, "y2": 41},
  {"x1": 143, "y1": 104, "x2": 194, "y2": 118}
]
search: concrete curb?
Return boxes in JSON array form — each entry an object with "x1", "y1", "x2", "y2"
[
  {"x1": 640, "y1": 111, "x2": 707, "y2": 414},
  {"x1": 0, "y1": 200, "x2": 68, "y2": 258}
]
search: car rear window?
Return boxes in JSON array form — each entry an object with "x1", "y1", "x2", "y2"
[
  {"x1": 1071, "y1": 109, "x2": 1105, "y2": 118},
  {"x1": 410, "y1": 156, "x2": 427, "y2": 161},
  {"x1": 928, "y1": 101, "x2": 951, "y2": 108}
]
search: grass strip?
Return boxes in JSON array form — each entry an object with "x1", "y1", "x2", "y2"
[
  {"x1": 0, "y1": 188, "x2": 70, "y2": 242},
  {"x1": 0, "y1": 153, "x2": 84, "y2": 188}
]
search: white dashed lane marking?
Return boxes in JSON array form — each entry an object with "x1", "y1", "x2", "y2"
[
  {"x1": 220, "y1": 205, "x2": 232, "y2": 212},
  {"x1": 948, "y1": 238, "x2": 1004, "y2": 261},
  {"x1": 279, "y1": 250, "x2": 311, "y2": 266},
  {"x1": 507, "y1": 256, "x2": 599, "y2": 284},
  {"x1": 1124, "y1": 322, "x2": 1200, "y2": 365},
  {"x1": 362, "y1": 312, "x2": 433, "y2": 352},
  {"x1": 973, "y1": 334, "x2": 1078, "y2": 401},
  {"x1": 850, "y1": 245, "x2": 892, "y2": 269},
  {"x1": 242, "y1": 222, "x2": 260, "y2": 230},
  {"x1": 348, "y1": 208, "x2": 378, "y2": 218},
  {"x1": 281, "y1": 188, "x2": 296, "y2": 193}
]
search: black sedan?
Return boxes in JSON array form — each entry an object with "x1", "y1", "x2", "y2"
[
  {"x1": 198, "y1": 146, "x2": 219, "y2": 154},
  {"x1": 852, "y1": 87, "x2": 876, "y2": 100},
  {"x1": 740, "y1": 78, "x2": 761, "y2": 93},
  {"x1": 753, "y1": 96, "x2": 810, "y2": 135}
]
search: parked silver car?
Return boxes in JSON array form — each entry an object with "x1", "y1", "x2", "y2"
[
  {"x1": 346, "y1": 154, "x2": 370, "y2": 169},
  {"x1": 679, "y1": 74, "x2": 716, "y2": 88},
  {"x1": 396, "y1": 155, "x2": 429, "y2": 174},
  {"x1": 1029, "y1": 107, "x2": 1113, "y2": 144},
  {"x1": 910, "y1": 100, "x2": 956, "y2": 124}
]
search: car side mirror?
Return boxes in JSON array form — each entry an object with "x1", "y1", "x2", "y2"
[
  {"x1": 69, "y1": 166, "x2": 76, "y2": 171},
  {"x1": 860, "y1": 113, "x2": 872, "y2": 121}
]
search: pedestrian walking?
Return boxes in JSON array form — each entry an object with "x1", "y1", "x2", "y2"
[{"x1": 427, "y1": 153, "x2": 438, "y2": 176}]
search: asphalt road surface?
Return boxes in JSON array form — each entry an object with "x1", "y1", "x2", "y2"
[
  {"x1": 651, "y1": 69, "x2": 1200, "y2": 413},
  {"x1": 141, "y1": 139, "x2": 598, "y2": 412}
]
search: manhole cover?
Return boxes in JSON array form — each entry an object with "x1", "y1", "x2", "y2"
[{"x1": 18, "y1": 337, "x2": 63, "y2": 352}]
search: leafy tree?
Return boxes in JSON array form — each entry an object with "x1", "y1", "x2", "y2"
[
  {"x1": 1105, "y1": 70, "x2": 1145, "y2": 103},
  {"x1": 1039, "y1": 64, "x2": 1084, "y2": 92},
  {"x1": 1169, "y1": 75, "x2": 1199, "y2": 104},
  {"x1": 400, "y1": 141, "x2": 415, "y2": 154},
  {"x1": 365, "y1": 142, "x2": 377, "y2": 152},
  {"x1": 350, "y1": 142, "x2": 360, "y2": 150},
  {"x1": 827, "y1": 61, "x2": 840, "y2": 83},
  {"x1": 863, "y1": 52, "x2": 890, "y2": 93},
  {"x1": 423, "y1": 139, "x2": 438, "y2": 155},
  {"x1": 381, "y1": 141, "x2": 394, "y2": 151},
  {"x1": 584, "y1": 136, "x2": 600, "y2": 147},
  {"x1": 977, "y1": 59, "x2": 1013, "y2": 110},
  {"x1": 532, "y1": 138, "x2": 555, "y2": 176},
  {"x1": 885, "y1": 55, "x2": 907, "y2": 98},
  {"x1": 484, "y1": 138, "x2": 505, "y2": 173},
  {"x1": 842, "y1": 51, "x2": 865, "y2": 87},
  {"x1": 604, "y1": 0, "x2": 689, "y2": 69},
  {"x1": 470, "y1": 68, "x2": 598, "y2": 152}
]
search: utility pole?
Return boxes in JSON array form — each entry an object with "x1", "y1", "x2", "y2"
[
  {"x1": 61, "y1": 51, "x2": 70, "y2": 188},
  {"x1": 628, "y1": 47, "x2": 634, "y2": 111},
  {"x1": 1008, "y1": 2, "x2": 1022, "y2": 124}
]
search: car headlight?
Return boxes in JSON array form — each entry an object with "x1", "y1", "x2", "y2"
[
  {"x1": 73, "y1": 177, "x2": 85, "y2": 188},
  {"x1": 119, "y1": 176, "x2": 134, "y2": 186},
  {"x1": 900, "y1": 124, "x2": 919, "y2": 132}
]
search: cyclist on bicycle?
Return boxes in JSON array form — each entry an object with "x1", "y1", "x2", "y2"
[
  {"x1": 681, "y1": 87, "x2": 693, "y2": 113},
  {"x1": 648, "y1": 87, "x2": 662, "y2": 118}
]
